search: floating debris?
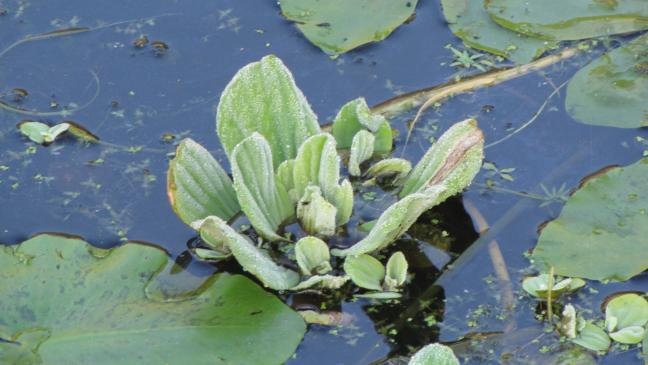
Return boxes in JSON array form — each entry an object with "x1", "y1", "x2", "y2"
[
  {"x1": 151, "y1": 40, "x2": 169, "y2": 55},
  {"x1": 133, "y1": 35, "x2": 149, "y2": 48}
]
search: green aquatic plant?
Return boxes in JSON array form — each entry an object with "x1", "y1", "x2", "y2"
[
  {"x1": 408, "y1": 343, "x2": 460, "y2": 365},
  {"x1": 167, "y1": 55, "x2": 484, "y2": 293}
]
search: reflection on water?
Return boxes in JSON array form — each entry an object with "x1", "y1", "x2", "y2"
[{"x1": 1, "y1": 0, "x2": 647, "y2": 364}]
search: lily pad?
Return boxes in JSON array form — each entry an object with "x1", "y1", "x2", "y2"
[
  {"x1": 532, "y1": 158, "x2": 648, "y2": 281},
  {"x1": 0, "y1": 234, "x2": 305, "y2": 364},
  {"x1": 279, "y1": 0, "x2": 418, "y2": 56},
  {"x1": 486, "y1": 0, "x2": 648, "y2": 41},
  {"x1": 440, "y1": 0, "x2": 552, "y2": 63},
  {"x1": 565, "y1": 33, "x2": 648, "y2": 128}
]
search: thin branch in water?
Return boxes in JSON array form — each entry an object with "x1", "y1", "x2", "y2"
[
  {"x1": 371, "y1": 48, "x2": 578, "y2": 153},
  {"x1": 485, "y1": 80, "x2": 568, "y2": 149}
]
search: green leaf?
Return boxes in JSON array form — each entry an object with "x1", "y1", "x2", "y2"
[
  {"x1": 440, "y1": 0, "x2": 553, "y2": 63},
  {"x1": 572, "y1": 321, "x2": 611, "y2": 353},
  {"x1": 231, "y1": 134, "x2": 294, "y2": 241},
  {"x1": 332, "y1": 186, "x2": 447, "y2": 257},
  {"x1": 290, "y1": 275, "x2": 349, "y2": 291},
  {"x1": 65, "y1": 121, "x2": 100, "y2": 143},
  {"x1": 279, "y1": 0, "x2": 418, "y2": 56},
  {"x1": 191, "y1": 217, "x2": 232, "y2": 258},
  {"x1": 532, "y1": 158, "x2": 648, "y2": 281},
  {"x1": 42, "y1": 123, "x2": 70, "y2": 143},
  {"x1": 167, "y1": 138, "x2": 240, "y2": 226},
  {"x1": 193, "y1": 216, "x2": 300, "y2": 290},
  {"x1": 348, "y1": 130, "x2": 375, "y2": 176},
  {"x1": 354, "y1": 291, "x2": 402, "y2": 300},
  {"x1": 17, "y1": 121, "x2": 50, "y2": 144},
  {"x1": 399, "y1": 118, "x2": 484, "y2": 200},
  {"x1": 610, "y1": 326, "x2": 645, "y2": 344},
  {"x1": 216, "y1": 55, "x2": 320, "y2": 168},
  {"x1": 605, "y1": 293, "x2": 648, "y2": 333},
  {"x1": 343, "y1": 254, "x2": 385, "y2": 291},
  {"x1": 331, "y1": 97, "x2": 393, "y2": 153},
  {"x1": 295, "y1": 236, "x2": 332, "y2": 275},
  {"x1": 408, "y1": 343, "x2": 460, "y2": 365},
  {"x1": 297, "y1": 186, "x2": 338, "y2": 237},
  {"x1": 565, "y1": 33, "x2": 648, "y2": 128},
  {"x1": 522, "y1": 274, "x2": 585, "y2": 299},
  {"x1": 384, "y1": 251, "x2": 408, "y2": 291},
  {"x1": 366, "y1": 158, "x2": 412, "y2": 181},
  {"x1": 277, "y1": 159, "x2": 298, "y2": 202},
  {"x1": 0, "y1": 234, "x2": 305, "y2": 364},
  {"x1": 486, "y1": 0, "x2": 648, "y2": 41},
  {"x1": 293, "y1": 133, "x2": 353, "y2": 225}
]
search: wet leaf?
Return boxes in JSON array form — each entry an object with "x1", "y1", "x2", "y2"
[
  {"x1": 295, "y1": 236, "x2": 332, "y2": 275},
  {"x1": 279, "y1": 0, "x2": 418, "y2": 55},
  {"x1": 486, "y1": 0, "x2": 648, "y2": 41},
  {"x1": 331, "y1": 97, "x2": 393, "y2": 154},
  {"x1": 231, "y1": 134, "x2": 294, "y2": 241},
  {"x1": 408, "y1": 343, "x2": 460, "y2": 365},
  {"x1": 343, "y1": 254, "x2": 385, "y2": 291},
  {"x1": 399, "y1": 119, "x2": 484, "y2": 200},
  {"x1": 605, "y1": 293, "x2": 648, "y2": 332},
  {"x1": 572, "y1": 321, "x2": 611, "y2": 353},
  {"x1": 384, "y1": 251, "x2": 408, "y2": 291},
  {"x1": 291, "y1": 274, "x2": 349, "y2": 291},
  {"x1": 532, "y1": 158, "x2": 648, "y2": 281},
  {"x1": 365, "y1": 158, "x2": 412, "y2": 181},
  {"x1": 167, "y1": 139, "x2": 240, "y2": 226},
  {"x1": 277, "y1": 159, "x2": 298, "y2": 202},
  {"x1": 522, "y1": 274, "x2": 585, "y2": 299},
  {"x1": 332, "y1": 185, "x2": 446, "y2": 257},
  {"x1": 0, "y1": 234, "x2": 305, "y2": 364},
  {"x1": 348, "y1": 130, "x2": 375, "y2": 176},
  {"x1": 193, "y1": 216, "x2": 300, "y2": 290},
  {"x1": 216, "y1": 55, "x2": 320, "y2": 168},
  {"x1": 354, "y1": 291, "x2": 402, "y2": 300},
  {"x1": 17, "y1": 121, "x2": 56, "y2": 144},
  {"x1": 610, "y1": 326, "x2": 645, "y2": 344},
  {"x1": 566, "y1": 33, "x2": 648, "y2": 128},
  {"x1": 440, "y1": 0, "x2": 553, "y2": 63}
]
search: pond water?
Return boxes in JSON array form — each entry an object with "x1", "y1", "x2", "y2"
[{"x1": 1, "y1": 1, "x2": 647, "y2": 364}]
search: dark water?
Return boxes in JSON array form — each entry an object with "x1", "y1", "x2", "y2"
[{"x1": 1, "y1": 1, "x2": 646, "y2": 364}]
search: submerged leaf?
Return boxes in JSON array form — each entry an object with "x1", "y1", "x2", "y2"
[
  {"x1": 566, "y1": 33, "x2": 648, "y2": 128},
  {"x1": 408, "y1": 343, "x2": 460, "y2": 365},
  {"x1": 532, "y1": 158, "x2": 648, "y2": 281},
  {"x1": 400, "y1": 118, "x2": 484, "y2": 200},
  {"x1": 486, "y1": 0, "x2": 648, "y2": 41},
  {"x1": 279, "y1": 0, "x2": 418, "y2": 56},
  {"x1": 0, "y1": 234, "x2": 305, "y2": 364},
  {"x1": 343, "y1": 254, "x2": 385, "y2": 291},
  {"x1": 193, "y1": 216, "x2": 300, "y2": 290},
  {"x1": 216, "y1": 55, "x2": 320, "y2": 168},
  {"x1": 297, "y1": 186, "x2": 338, "y2": 237},
  {"x1": 167, "y1": 139, "x2": 240, "y2": 226},
  {"x1": 331, "y1": 97, "x2": 393, "y2": 153},
  {"x1": 231, "y1": 134, "x2": 294, "y2": 241},
  {"x1": 348, "y1": 130, "x2": 375, "y2": 176},
  {"x1": 440, "y1": 0, "x2": 552, "y2": 63},
  {"x1": 294, "y1": 236, "x2": 332, "y2": 275},
  {"x1": 332, "y1": 185, "x2": 447, "y2": 257}
]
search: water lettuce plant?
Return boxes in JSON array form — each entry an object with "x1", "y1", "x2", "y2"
[{"x1": 167, "y1": 55, "x2": 484, "y2": 293}]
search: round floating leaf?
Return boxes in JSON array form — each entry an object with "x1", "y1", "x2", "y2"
[
  {"x1": 408, "y1": 343, "x2": 460, "y2": 365},
  {"x1": 0, "y1": 234, "x2": 305, "y2": 364},
  {"x1": 231, "y1": 134, "x2": 294, "y2": 241},
  {"x1": 572, "y1": 321, "x2": 611, "y2": 353},
  {"x1": 295, "y1": 236, "x2": 332, "y2": 276},
  {"x1": 486, "y1": 0, "x2": 648, "y2": 41},
  {"x1": 194, "y1": 216, "x2": 300, "y2": 290},
  {"x1": 216, "y1": 55, "x2": 320, "y2": 168},
  {"x1": 167, "y1": 139, "x2": 240, "y2": 226},
  {"x1": 440, "y1": 0, "x2": 553, "y2": 63},
  {"x1": 343, "y1": 254, "x2": 385, "y2": 291},
  {"x1": 532, "y1": 158, "x2": 648, "y2": 281},
  {"x1": 279, "y1": 0, "x2": 418, "y2": 56},
  {"x1": 566, "y1": 33, "x2": 648, "y2": 128},
  {"x1": 605, "y1": 293, "x2": 648, "y2": 333}
]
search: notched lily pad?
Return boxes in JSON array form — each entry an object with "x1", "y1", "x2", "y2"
[
  {"x1": 532, "y1": 158, "x2": 648, "y2": 281},
  {"x1": 279, "y1": 0, "x2": 418, "y2": 56},
  {"x1": 0, "y1": 234, "x2": 305, "y2": 364}
]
